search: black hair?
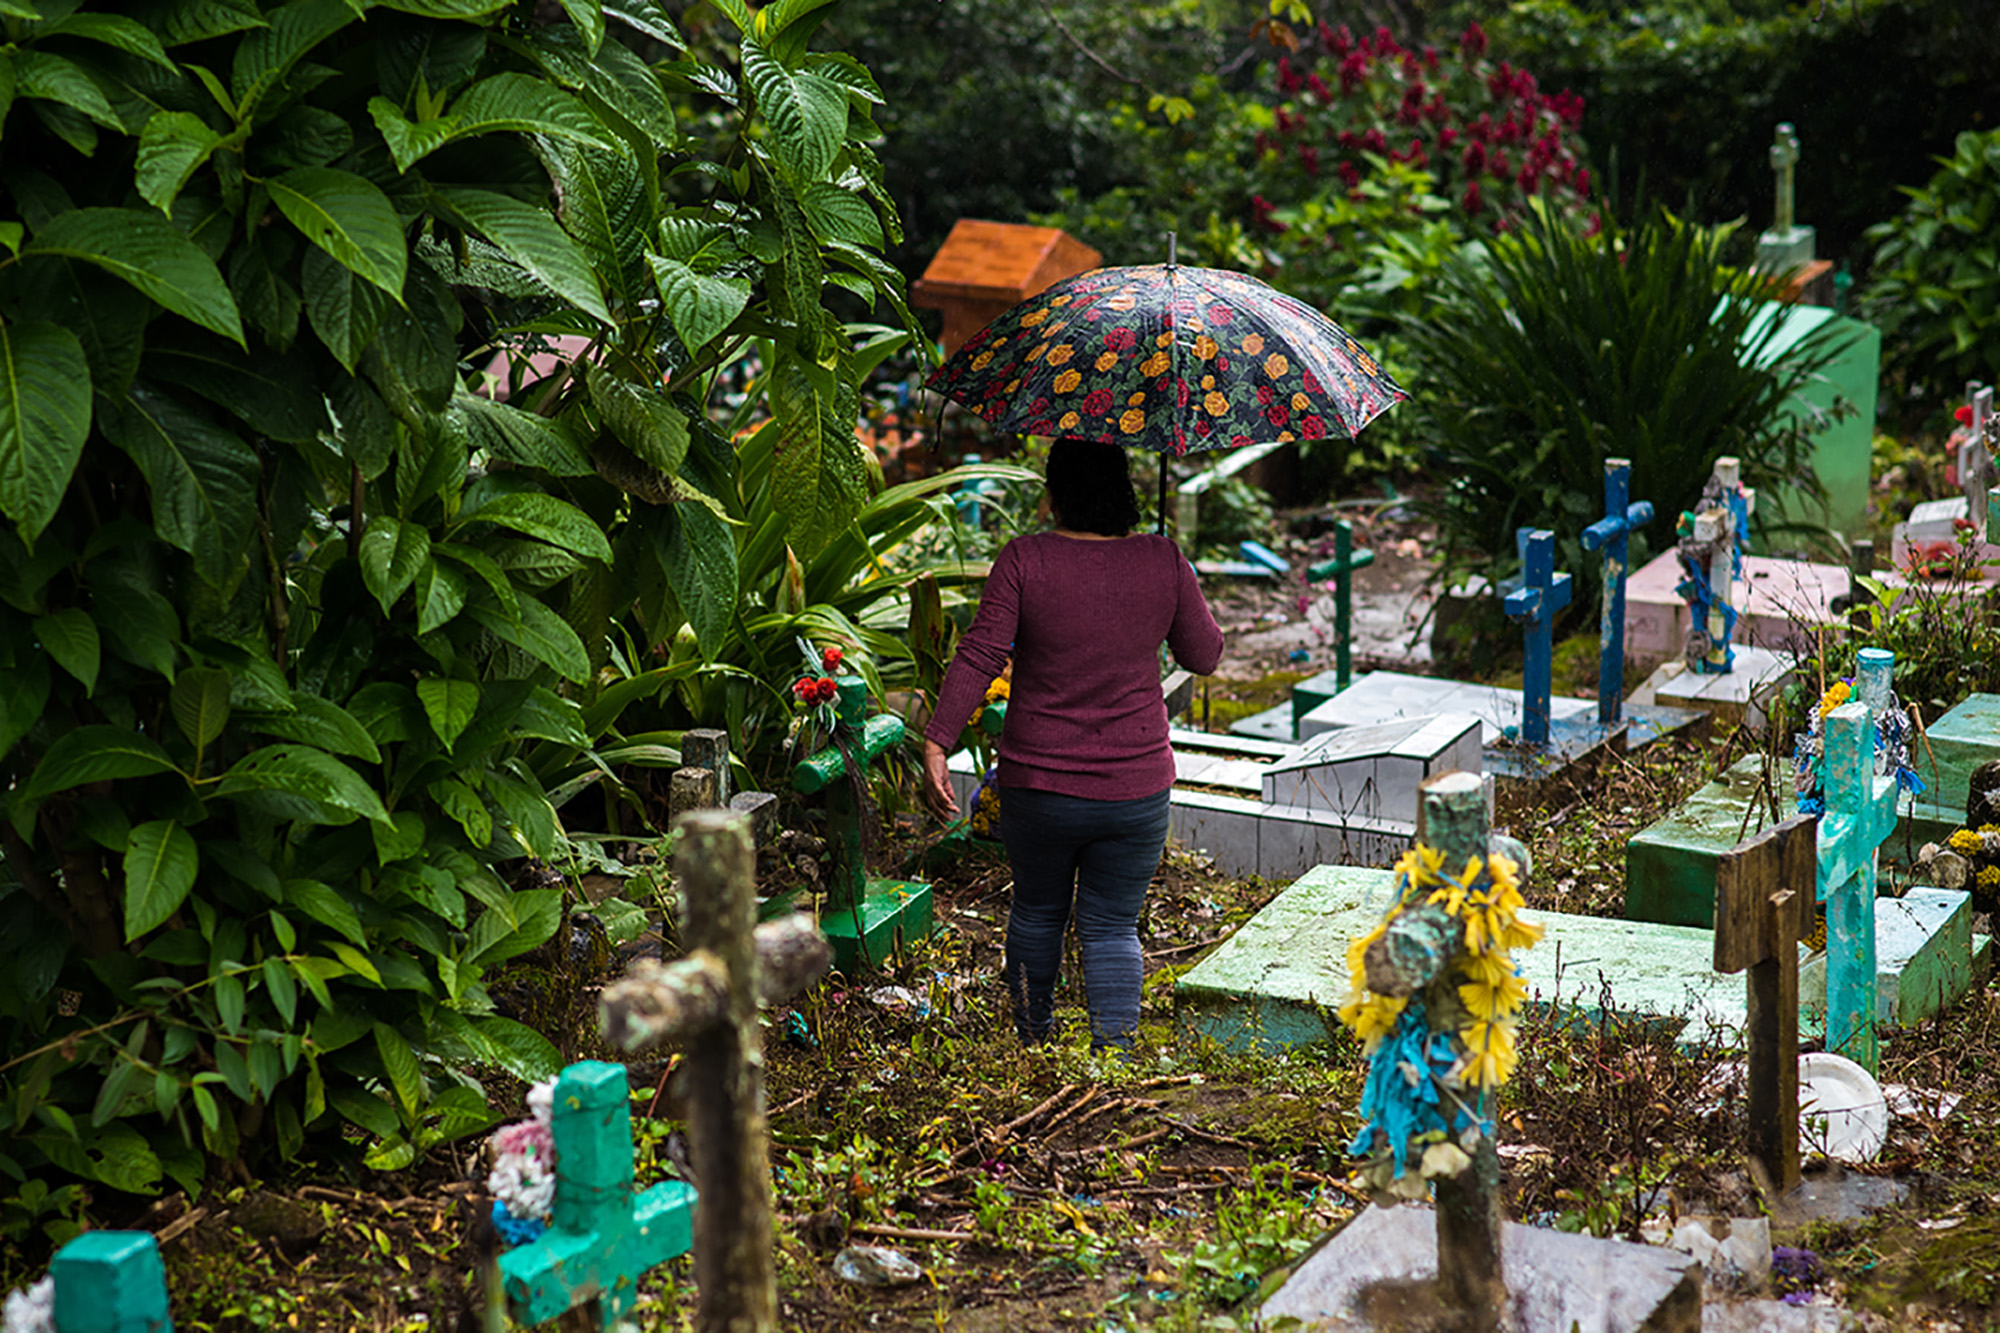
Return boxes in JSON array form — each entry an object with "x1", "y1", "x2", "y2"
[{"x1": 1045, "y1": 437, "x2": 1141, "y2": 536}]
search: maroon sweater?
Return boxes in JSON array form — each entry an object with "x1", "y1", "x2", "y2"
[{"x1": 925, "y1": 532, "x2": 1225, "y2": 800}]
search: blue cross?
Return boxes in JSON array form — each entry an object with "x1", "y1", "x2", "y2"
[
  {"x1": 51, "y1": 1231, "x2": 172, "y2": 1332},
  {"x1": 1503, "y1": 529, "x2": 1572, "y2": 748},
  {"x1": 1579, "y1": 459, "x2": 1653, "y2": 726},
  {"x1": 499, "y1": 1061, "x2": 696, "y2": 1328},
  {"x1": 1816, "y1": 648, "x2": 1900, "y2": 1073}
]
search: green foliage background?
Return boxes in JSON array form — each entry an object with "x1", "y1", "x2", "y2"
[{"x1": 0, "y1": 0, "x2": 927, "y2": 1217}]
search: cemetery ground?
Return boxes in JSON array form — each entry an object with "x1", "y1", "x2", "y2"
[{"x1": 10, "y1": 513, "x2": 2000, "y2": 1331}]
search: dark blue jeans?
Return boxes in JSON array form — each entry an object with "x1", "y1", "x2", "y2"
[{"x1": 998, "y1": 784, "x2": 1172, "y2": 1050}]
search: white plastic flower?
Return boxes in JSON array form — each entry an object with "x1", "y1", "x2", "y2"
[{"x1": 3, "y1": 1277, "x2": 55, "y2": 1333}]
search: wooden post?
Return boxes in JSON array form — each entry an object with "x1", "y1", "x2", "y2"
[
  {"x1": 1714, "y1": 815, "x2": 1816, "y2": 1194},
  {"x1": 596, "y1": 810, "x2": 833, "y2": 1333},
  {"x1": 1580, "y1": 459, "x2": 1654, "y2": 727},
  {"x1": 671, "y1": 766, "x2": 718, "y2": 820},
  {"x1": 1501, "y1": 529, "x2": 1572, "y2": 748},
  {"x1": 51, "y1": 1231, "x2": 173, "y2": 1332},
  {"x1": 1818, "y1": 648, "x2": 1900, "y2": 1073},
  {"x1": 1359, "y1": 774, "x2": 1507, "y2": 1332},
  {"x1": 1306, "y1": 519, "x2": 1376, "y2": 692},
  {"x1": 682, "y1": 728, "x2": 733, "y2": 806},
  {"x1": 1420, "y1": 775, "x2": 1505, "y2": 1333}
]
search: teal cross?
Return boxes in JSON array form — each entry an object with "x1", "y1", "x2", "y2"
[
  {"x1": 52, "y1": 1230, "x2": 172, "y2": 1332},
  {"x1": 1816, "y1": 648, "x2": 1900, "y2": 1073},
  {"x1": 1305, "y1": 519, "x2": 1375, "y2": 692},
  {"x1": 498, "y1": 1061, "x2": 696, "y2": 1329}
]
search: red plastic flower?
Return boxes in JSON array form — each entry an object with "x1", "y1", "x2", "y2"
[
  {"x1": 821, "y1": 645, "x2": 844, "y2": 671},
  {"x1": 813, "y1": 677, "x2": 837, "y2": 702},
  {"x1": 1956, "y1": 405, "x2": 1974, "y2": 424}
]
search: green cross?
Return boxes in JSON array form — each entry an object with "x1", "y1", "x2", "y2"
[
  {"x1": 1816, "y1": 649, "x2": 1900, "y2": 1074},
  {"x1": 52, "y1": 1230, "x2": 172, "y2": 1333},
  {"x1": 498, "y1": 1061, "x2": 695, "y2": 1328},
  {"x1": 1305, "y1": 519, "x2": 1375, "y2": 692}
]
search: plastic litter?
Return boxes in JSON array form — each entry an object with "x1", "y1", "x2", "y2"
[
  {"x1": 833, "y1": 1244, "x2": 923, "y2": 1287},
  {"x1": 862, "y1": 986, "x2": 932, "y2": 1018}
]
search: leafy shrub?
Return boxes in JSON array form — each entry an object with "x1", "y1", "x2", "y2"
[
  {"x1": 0, "y1": 0, "x2": 914, "y2": 1207},
  {"x1": 1401, "y1": 202, "x2": 1855, "y2": 608},
  {"x1": 1857, "y1": 128, "x2": 2000, "y2": 413}
]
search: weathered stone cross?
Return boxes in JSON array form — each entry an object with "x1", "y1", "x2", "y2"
[
  {"x1": 1817, "y1": 647, "x2": 1900, "y2": 1073},
  {"x1": 598, "y1": 809, "x2": 833, "y2": 1333},
  {"x1": 1579, "y1": 458, "x2": 1654, "y2": 726},
  {"x1": 1714, "y1": 813, "x2": 1816, "y2": 1194},
  {"x1": 1305, "y1": 518, "x2": 1376, "y2": 693},
  {"x1": 1502, "y1": 528, "x2": 1571, "y2": 748},
  {"x1": 1961, "y1": 382, "x2": 1993, "y2": 539},
  {"x1": 1769, "y1": 122, "x2": 1800, "y2": 234}
]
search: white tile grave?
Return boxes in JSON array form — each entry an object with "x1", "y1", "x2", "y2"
[
  {"x1": 1298, "y1": 670, "x2": 1596, "y2": 745},
  {"x1": 945, "y1": 714, "x2": 1482, "y2": 878}
]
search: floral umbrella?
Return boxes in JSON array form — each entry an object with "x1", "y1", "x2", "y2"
[{"x1": 926, "y1": 260, "x2": 1408, "y2": 459}]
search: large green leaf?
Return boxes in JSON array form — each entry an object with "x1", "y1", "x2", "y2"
[
  {"x1": 587, "y1": 366, "x2": 689, "y2": 475},
  {"x1": 373, "y1": 1022, "x2": 423, "y2": 1116},
  {"x1": 416, "y1": 676, "x2": 478, "y2": 749},
  {"x1": 282, "y1": 878, "x2": 364, "y2": 945},
  {"x1": 466, "y1": 597, "x2": 590, "y2": 682},
  {"x1": 37, "y1": 13, "x2": 178, "y2": 70},
  {"x1": 0, "y1": 321, "x2": 90, "y2": 544},
  {"x1": 240, "y1": 691, "x2": 381, "y2": 763},
  {"x1": 145, "y1": 333, "x2": 325, "y2": 444},
  {"x1": 14, "y1": 50, "x2": 120, "y2": 131},
  {"x1": 472, "y1": 1015, "x2": 561, "y2": 1082},
  {"x1": 33, "y1": 607, "x2": 98, "y2": 693},
  {"x1": 169, "y1": 665, "x2": 231, "y2": 749},
  {"x1": 739, "y1": 38, "x2": 845, "y2": 183},
  {"x1": 434, "y1": 187, "x2": 609, "y2": 324},
  {"x1": 21, "y1": 726, "x2": 177, "y2": 803},
  {"x1": 124, "y1": 819, "x2": 198, "y2": 940},
  {"x1": 799, "y1": 181, "x2": 883, "y2": 249},
  {"x1": 414, "y1": 558, "x2": 467, "y2": 634},
  {"x1": 135, "y1": 0, "x2": 267, "y2": 46},
  {"x1": 373, "y1": 73, "x2": 612, "y2": 172},
  {"x1": 450, "y1": 392, "x2": 593, "y2": 476},
  {"x1": 100, "y1": 385, "x2": 260, "y2": 589},
  {"x1": 214, "y1": 744, "x2": 390, "y2": 825},
  {"x1": 537, "y1": 138, "x2": 645, "y2": 313},
  {"x1": 554, "y1": 0, "x2": 604, "y2": 55},
  {"x1": 2, "y1": 258, "x2": 151, "y2": 397},
  {"x1": 26, "y1": 207, "x2": 243, "y2": 344},
  {"x1": 267, "y1": 167, "x2": 407, "y2": 300},
  {"x1": 603, "y1": 0, "x2": 684, "y2": 50},
  {"x1": 0, "y1": 656, "x2": 49, "y2": 761},
  {"x1": 358, "y1": 514, "x2": 431, "y2": 613},
  {"x1": 647, "y1": 254, "x2": 750, "y2": 354},
  {"x1": 230, "y1": 0, "x2": 355, "y2": 118},
  {"x1": 654, "y1": 502, "x2": 736, "y2": 659},
  {"x1": 454, "y1": 491, "x2": 612, "y2": 562},
  {"x1": 768, "y1": 352, "x2": 866, "y2": 557},
  {"x1": 137, "y1": 111, "x2": 226, "y2": 214},
  {"x1": 303, "y1": 246, "x2": 388, "y2": 372}
]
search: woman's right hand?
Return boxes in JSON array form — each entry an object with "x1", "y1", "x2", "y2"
[{"x1": 921, "y1": 739, "x2": 960, "y2": 821}]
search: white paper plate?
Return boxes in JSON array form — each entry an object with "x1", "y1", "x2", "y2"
[{"x1": 1798, "y1": 1052, "x2": 1889, "y2": 1163}]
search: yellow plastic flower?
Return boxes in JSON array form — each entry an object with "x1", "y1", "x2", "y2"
[
  {"x1": 1457, "y1": 1020, "x2": 1519, "y2": 1090},
  {"x1": 1818, "y1": 680, "x2": 1851, "y2": 719},
  {"x1": 983, "y1": 677, "x2": 1010, "y2": 704},
  {"x1": 1458, "y1": 949, "x2": 1515, "y2": 988},
  {"x1": 1392, "y1": 844, "x2": 1446, "y2": 891},
  {"x1": 1499, "y1": 912, "x2": 1545, "y2": 951},
  {"x1": 1457, "y1": 970, "x2": 1529, "y2": 1022},
  {"x1": 1338, "y1": 991, "x2": 1408, "y2": 1052},
  {"x1": 1980, "y1": 865, "x2": 2000, "y2": 889},
  {"x1": 1949, "y1": 828, "x2": 1982, "y2": 855},
  {"x1": 1427, "y1": 882, "x2": 1469, "y2": 917}
]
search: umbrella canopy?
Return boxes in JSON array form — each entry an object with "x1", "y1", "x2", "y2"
[{"x1": 926, "y1": 263, "x2": 1407, "y2": 457}]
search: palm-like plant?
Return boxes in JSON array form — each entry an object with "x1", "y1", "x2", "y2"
[{"x1": 1401, "y1": 202, "x2": 1856, "y2": 610}]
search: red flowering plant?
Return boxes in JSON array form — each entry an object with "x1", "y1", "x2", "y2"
[
  {"x1": 1255, "y1": 22, "x2": 1595, "y2": 245},
  {"x1": 789, "y1": 636, "x2": 850, "y2": 741}
]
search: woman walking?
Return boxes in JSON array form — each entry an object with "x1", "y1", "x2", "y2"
[{"x1": 921, "y1": 439, "x2": 1224, "y2": 1050}]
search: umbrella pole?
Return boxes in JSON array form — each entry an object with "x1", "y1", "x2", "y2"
[{"x1": 1161, "y1": 231, "x2": 1177, "y2": 539}]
